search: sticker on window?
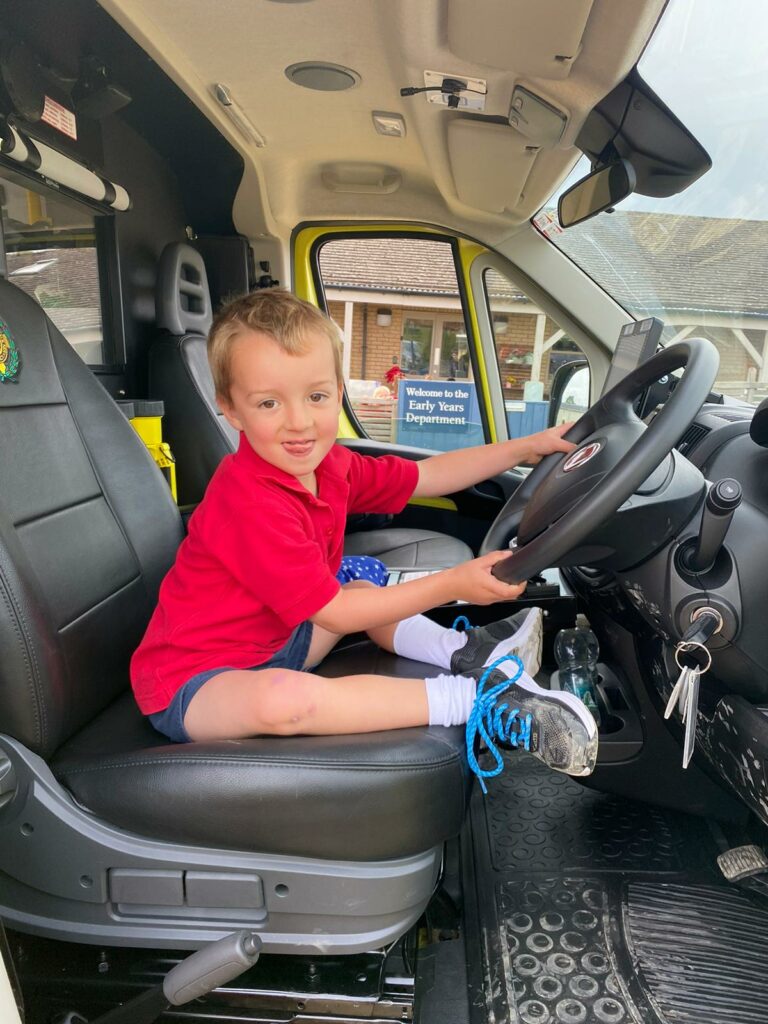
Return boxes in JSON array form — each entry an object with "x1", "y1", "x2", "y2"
[{"x1": 533, "y1": 210, "x2": 563, "y2": 238}]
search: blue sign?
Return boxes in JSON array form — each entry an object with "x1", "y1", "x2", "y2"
[{"x1": 396, "y1": 379, "x2": 484, "y2": 451}]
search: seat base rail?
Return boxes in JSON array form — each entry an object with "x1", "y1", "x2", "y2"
[{"x1": 0, "y1": 736, "x2": 441, "y2": 952}]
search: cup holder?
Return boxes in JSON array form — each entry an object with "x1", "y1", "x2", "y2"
[
  {"x1": 551, "y1": 664, "x2": 643, "y2": 762},
  {"x1": 599, "y1": 683, "x2": 628, "y2": 710},
  {"x1": 597, "y1": 713, "x2": 624, "y2": 736},
  {"x1": 596, "y1": 680, "x2": 627, "y2": 734}
]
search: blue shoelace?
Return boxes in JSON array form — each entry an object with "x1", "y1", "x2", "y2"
[
  {"x1": 465, "y1": 652, "x2": 532, "y2": 794},
  {"x1": 452, "y1": 614, "x2": 473, "y2": 632}
]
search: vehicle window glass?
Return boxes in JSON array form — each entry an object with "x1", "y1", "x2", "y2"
[
  {"x1": 317, "y1": 236, "x2": 484, "y2": 450},
  {"x1": 537, "y1": 0, "x2": 768, "y2": 406},
  {"x1": 1, "y1": 174, "x2": 106, "y2": 365},
  {"x1": 483, "y1": 267, "x2": 588, "y2": 433}
]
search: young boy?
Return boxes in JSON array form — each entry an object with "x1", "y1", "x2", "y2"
[{"x1": 130, "y1": 290, "x2": 598, "y2": 783}]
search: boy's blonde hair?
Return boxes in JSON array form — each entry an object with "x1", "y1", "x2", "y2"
[{"x1": 208, "y1": 288, "x2": 344, "y2": 401}]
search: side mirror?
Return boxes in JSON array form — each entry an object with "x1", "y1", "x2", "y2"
[
  {"x1": 557, "y1": 159, "x2": 637, "y2": 228},
  {"x1": 548, "y1": 360, "x2": 590, "y2": 427}
]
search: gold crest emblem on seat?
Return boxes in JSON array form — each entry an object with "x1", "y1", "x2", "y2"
[{"x1": 0, "y1": 320, "x2": 20, "y2": 383}]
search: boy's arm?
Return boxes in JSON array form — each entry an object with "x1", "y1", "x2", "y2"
[
  {"x1": 413, "y1": 425, "x2": 576, "y2": 498},
  {"x1": 311, "y1": 550, "x2": 525, "y2": 634}
]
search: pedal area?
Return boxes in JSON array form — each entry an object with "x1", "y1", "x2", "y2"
[{"x1": 463, "y1": 754, "x2": 768, "y2": 1024}]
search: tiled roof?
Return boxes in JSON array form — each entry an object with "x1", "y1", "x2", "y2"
[
  {"x1": 318, "y1": 213, "x2": 768, "y2": 317},
  {"x1": 46, "y1": 307, "x2": 102, "y2": 332},
  {"x1": 556, "y1": 211, "x2": 768, "y2": 318},
  {"x1": 318, "y1": 237, "x2": 524, "y2": 301}
]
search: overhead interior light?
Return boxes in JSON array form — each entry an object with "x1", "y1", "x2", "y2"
[
  {"x1": 372, "y1": 111, "x2": 406, "y2": 138},
  {"x1": 508, "y1": 86, "x2": 566, "y2": 146},
  {"x1": 212, "y1": 84, "x2": 266, "y2": 147},
  {"x1": 285, "y1": 62, "x2": 360, "y2": 92}
]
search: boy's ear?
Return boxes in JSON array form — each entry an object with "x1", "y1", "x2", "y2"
[{"x1": 217, "y1": 394, "x2": 243, "y2": 432}]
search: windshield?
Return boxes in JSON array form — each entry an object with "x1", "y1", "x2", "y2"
[{"x1": 539, "y1": 0, "x2": 768, "y2": 406}]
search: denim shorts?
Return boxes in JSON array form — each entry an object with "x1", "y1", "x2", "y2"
[{"x1": 148, "y1": 620, "x2": 314, "y2": 743}]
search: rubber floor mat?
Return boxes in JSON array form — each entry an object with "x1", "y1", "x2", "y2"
[
  {"x1": 484, "y1": 759, "x2": 703, "y2": 874},
  {"x1": 625, "y1": 881, "x2": 768, "y2": 1024},
  {"x1": 499, "y1": 876, "x2": 632, "y2": 1024},
  {"x1": 463, "y1": 754, "x2": 768, "y2": 1024}
]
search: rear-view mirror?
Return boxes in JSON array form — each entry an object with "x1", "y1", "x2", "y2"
[{"x1": 558, "y1": 159, "x2": 636, "y2": 228}]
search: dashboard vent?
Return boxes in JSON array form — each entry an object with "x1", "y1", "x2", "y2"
[{"x1": 677, "y1": 423, "x2": 711, "y2": 456}]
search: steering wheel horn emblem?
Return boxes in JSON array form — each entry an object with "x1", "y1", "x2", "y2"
[{"x1": 562, "y1": 440, "x2": 603, "y2": 473}]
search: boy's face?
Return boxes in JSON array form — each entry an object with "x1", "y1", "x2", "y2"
[{"x1": 219, "y1": 328, "x2": 343, "y2": 488}]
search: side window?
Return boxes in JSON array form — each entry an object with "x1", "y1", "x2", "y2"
[
  {"x1": 316, "y1": 236, "x2": 484, "y2": 451},
  {"x1": 483, "y1": 268, "x2": 588, "y2": 433},
  {"x1": 0, "y1": 173, "x2": 109, "y2": 366}
]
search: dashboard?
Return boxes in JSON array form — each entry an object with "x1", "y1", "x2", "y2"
[
  {"x1": 562, "y1": 391, "x2": 768, "y2": 824},
  {"x1": 564, "y1": 392, "x2": 768, "y2": 700},
  {"x1": 683, "y1": 402, "x2": 768, "y2": 515}
]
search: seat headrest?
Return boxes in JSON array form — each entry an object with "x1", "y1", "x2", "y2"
[{"x1": 156, "y1": 242, "x2": 213, "y2": 336}]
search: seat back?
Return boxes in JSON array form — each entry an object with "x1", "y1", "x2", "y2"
[
  {"x1": 0, "y1": 277, "x2": 183, "y2": 757},
  {"x1": 150, "y1": 242, "x2": 237, "y2": 505}
]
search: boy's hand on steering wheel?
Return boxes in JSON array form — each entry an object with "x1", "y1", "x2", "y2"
[
  {"x1": 445, "y1": 551, "x2": 527, "y2": 605},
  {"x1": 518, "y1": 423, "x2": 576, "y2": 465}
]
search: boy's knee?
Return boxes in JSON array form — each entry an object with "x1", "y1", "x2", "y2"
[{"x1": 255, "y1": 669, "x2": 323, "y2": 735}]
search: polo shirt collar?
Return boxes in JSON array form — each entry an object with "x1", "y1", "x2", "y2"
[{"x1": 234, "y1": 433, "x2": 344, "y2": 501}]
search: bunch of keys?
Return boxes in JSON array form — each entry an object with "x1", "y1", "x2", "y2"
[{"x1": 664, "y1": 607, "x2": 722, "y2": 768}]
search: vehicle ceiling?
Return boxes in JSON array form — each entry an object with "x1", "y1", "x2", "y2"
[{"x1": 99, "y1": 0, "x2": 667, "y2": 248}]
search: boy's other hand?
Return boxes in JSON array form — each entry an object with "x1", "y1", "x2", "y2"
[
  {"x1": 446, "y1": 551, "x2": 527, "y2": 605},
  {"x1": 518, "y1": 423, "x2": 577, "y2": 465}
]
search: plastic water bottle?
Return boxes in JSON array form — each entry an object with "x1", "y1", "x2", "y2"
[{"x1": 554, "y1": 616, "x2": 602, "y2": 726}]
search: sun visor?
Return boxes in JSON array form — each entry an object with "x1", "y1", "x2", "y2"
[
  {"x1": 0, "y1": 119, "x2": 131, "y2": 211},
  {"x1": 576, "y1": 68, "x2": 711, "y2": 198},
  {"x1": 447, "y1": 0, "x2": 593, "y2": 78},
  {"x1": 447, "y1": 120, "x2": 536, "y2": 213}
]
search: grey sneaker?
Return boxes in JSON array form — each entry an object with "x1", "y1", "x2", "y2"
[
  {"x1": 466, "y1": 658, "x2": 598, "y2": 789},
  {"x1": 451, "y1": 607, "x2": 544, "y2": 677}
]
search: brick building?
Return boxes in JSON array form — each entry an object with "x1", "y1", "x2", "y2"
[{"x1": 320, "y1": 236, "x2": 574, "y2": 405}]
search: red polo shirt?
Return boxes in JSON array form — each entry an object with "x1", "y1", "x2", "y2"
[{"x1": 130, "y1": 438, "x2": 419, "y2": 713}]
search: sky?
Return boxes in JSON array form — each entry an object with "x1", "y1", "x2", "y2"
[{"x1": 559, "y1": 0, "x2": 768, "y2": 220}]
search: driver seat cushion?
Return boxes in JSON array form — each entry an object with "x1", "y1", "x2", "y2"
[
  {"x1": 0, "y1": 274, "x2": 469, "y2": 864},
  {"x1": 150, "y1": 242, "x2": 472, "y2": 568},
  {"x1": 52, "y1": 644, "x2": 470, "y2": 862}
]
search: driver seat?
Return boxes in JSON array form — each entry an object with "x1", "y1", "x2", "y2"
[{"x1": 0, "y1": 275, "x2": 469, "y2": 952}]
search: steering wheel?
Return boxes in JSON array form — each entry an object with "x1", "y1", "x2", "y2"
[{"x1": 482, "y1": 339, "x2": 720, "y2": 584}]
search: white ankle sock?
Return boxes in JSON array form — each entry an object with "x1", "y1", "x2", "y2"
[
  {"x1": 393, "y1": 615, "x2": 466, "y2": 668},
  {"x1": 424, "y1": 674, "x2": 477, "y2": 726},
  {"x1": 425, "y1": 660, "x2": 526, "y2": 727}
]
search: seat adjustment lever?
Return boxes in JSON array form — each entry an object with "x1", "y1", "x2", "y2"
[{"x1": 73, "y1": 930, "x2": 262, "y2": 1024}]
